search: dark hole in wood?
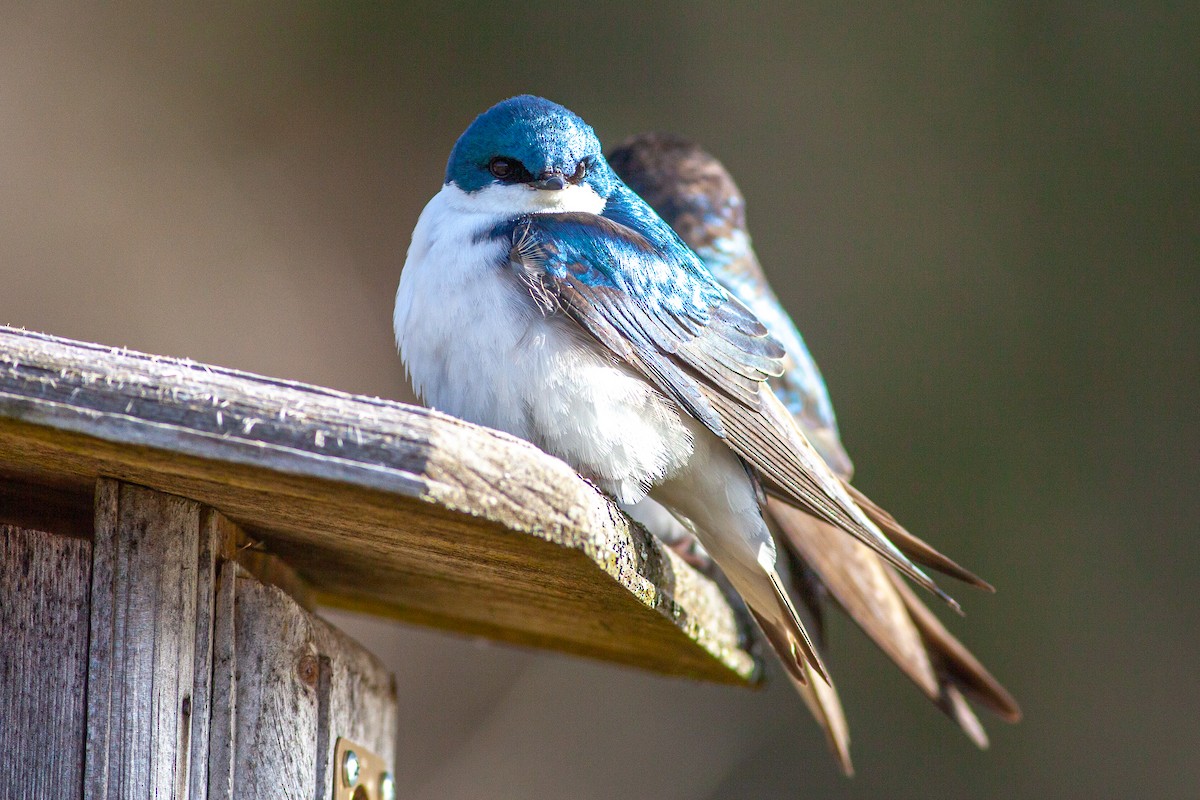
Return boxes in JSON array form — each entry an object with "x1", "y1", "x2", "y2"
[
  {"x1": 178, "y1": 693, "x2": 192, "y2": 797},
  {"x1": 0, "y1": 470, "x2": 93, "y2": 539}
]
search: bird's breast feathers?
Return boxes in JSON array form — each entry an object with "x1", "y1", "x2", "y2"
[{"x1": 394, "y1": 183, "x2": 695, "y2": 503}]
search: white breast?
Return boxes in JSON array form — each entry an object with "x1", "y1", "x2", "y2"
[{"x1": 394, "y1": 183, "x2": 696, "y2": 503}]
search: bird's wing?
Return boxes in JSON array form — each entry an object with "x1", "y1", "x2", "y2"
[
  {"x1": 717, "y1": 252, "x2": 855, "y2": 479},
  {"x1": 505, "y1": 211, "x2": 953, "y2": 604},
  {"x1": 508, "y1": 211, "x2": 779, "y2": 438},
  {"x1": 607, "y1": 133, "x2": 853, "y2": 478}
]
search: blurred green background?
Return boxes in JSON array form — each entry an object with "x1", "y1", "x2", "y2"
[{"x1": 2, "y1": 3, "x2": 1196, "y2": 797}]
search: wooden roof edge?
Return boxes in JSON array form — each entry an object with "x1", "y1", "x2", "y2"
[{"x1": 0, "y1": 326, "x2": 758, "y2": 683}]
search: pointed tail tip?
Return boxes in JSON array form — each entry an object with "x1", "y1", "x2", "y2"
[
  {"x1": 946, "y1": 562, "x2": 997, "y2": 593},
  {"x1": 937, "y1": 587, "x2": 966, "y2": 617},
  {"x1": 908, "y1": 560, "x2": 964, "y2": 616},
  {"x1": 890, "y1": 571, "x2": 1024, "y2": 727},
  {"x1": 998, "y1": 698, "x2": 1024, "y2": 724},
  {"x1": 842, "y1": 480, "x2": 998, "y2": 592},
  {"x1": 947, "y1": 563, "x2": 996, "y2": 593},
  {"x1": 943, "y1": 685, "x2": 991, "y2": 748},
  {"x1": 805, "y1": 649, "x2": 831, "y2": 686},
  {"x1": 918, "y1": 548, "x2": 996, "y2": 593},
  {"x1": 972, "y1": 689, "x2": 1022, "y2": 725}
]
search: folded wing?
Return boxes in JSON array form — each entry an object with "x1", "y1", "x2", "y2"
[{"x1": 505, "y1": 211, "x2": 954, "y2": 606}]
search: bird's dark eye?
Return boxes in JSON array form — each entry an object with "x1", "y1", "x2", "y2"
[
  {"x1": 569, "y1": 160, "x2": 589, "y2": 183},
  {"x1": 489, "y1": 157, "x2": 516, "y2": 179}
]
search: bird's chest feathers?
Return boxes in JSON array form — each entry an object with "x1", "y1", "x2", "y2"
[
  {"x1": 395, "y1": 194, "x2": 566, "y2": 430},
  {"x1": 394, "y1": 185, "x2": 695, "y2": 503}
]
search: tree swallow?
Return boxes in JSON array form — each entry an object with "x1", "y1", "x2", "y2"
[
  {"x1": 394, "y1": 96, "x2": 1000, "y2": 768},
  {"x1": 608, "y1": 133, "x2": 1021, "y2": 766}
]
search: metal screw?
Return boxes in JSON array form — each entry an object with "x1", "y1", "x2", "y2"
[
  {"x1": 379, "y1": 772, "x2": 396, "y2": 800},
  {"x1": 342, "y1": 750, "x2": 360, "y2": 786},
  {"x1": 297, "y1": 654, "x2": 319, "y2": 688}
]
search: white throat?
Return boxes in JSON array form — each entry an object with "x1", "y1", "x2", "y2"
[{"x1": 442, "y1": 181, "x2": 606, "y2": 218}]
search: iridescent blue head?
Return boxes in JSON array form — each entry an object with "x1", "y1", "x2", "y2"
[{"x1": 445, "y1": 95, "x2": 613, "y2": 197}]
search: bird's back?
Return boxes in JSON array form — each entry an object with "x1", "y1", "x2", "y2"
[{"x1": 609, "y1": 133, "x2": 853, "y2": 477}]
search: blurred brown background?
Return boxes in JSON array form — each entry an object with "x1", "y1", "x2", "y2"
[{"x1": 2, "y1": 3, "x2": 1196, "y2": 798}]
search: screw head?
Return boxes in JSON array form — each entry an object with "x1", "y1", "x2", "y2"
[
  {"x1": 379, "y1": 772, "x2": 396, "y2": 800},
  {"x1": 297, "y1": 654, "x2": 319, "y2": 688},
  {"x1": 342, "y1": 750, "x2": 360, "y2": 786}
]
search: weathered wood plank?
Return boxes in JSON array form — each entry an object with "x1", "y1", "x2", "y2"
[
  {"x1": 0, "y1": 525, "x2": 92, "y2": 800},
  {"x1": 188, "y1": 509, "x2": 236, "y2": 800},
  {"x1": 210, "y1": 562, "x2": 398, "y2": 800},
  {"x1": 206, "y1": 560, "x2": 238, "y2": 800},
  {"x1": 0, "y1": 326, "x2": 754, "y2": 682},
  {"x1": 84, "y1": 480, "x2": 220, "y2": 800}
]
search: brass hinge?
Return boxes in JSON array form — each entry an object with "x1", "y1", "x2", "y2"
[{"x1": 333, "y1": 737, "x2": 394, "y2": 800}]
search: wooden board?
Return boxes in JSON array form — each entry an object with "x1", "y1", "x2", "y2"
[
  {"x1": 0, "y1": 327, "x2": 754, "y2": 683},
  {"x1": 0, "y1": 525, "x2": 92, "y2": 800},
  {"x1": 84, "y1": 480, "x2": 223, "y2": 800},
  {"x1": 208, "y1": 562, "x2": 398, "y2": 800}
]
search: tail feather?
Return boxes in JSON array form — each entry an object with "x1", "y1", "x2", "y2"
[
  {"x1": 888, "y1": 570, "x2": 1023, "y2": 723},
  {"x1": 754, "y1": 390, "x2": 963, "y2": 614},
  {"x1": 748, "y1": 607, "x2": 853, "y2": 775},
  {"x1": 770, "y1": 498, "x2": 1020, "y2": 744},
  {"x1": 743, "y1": 564, "x2": 830, "y2": 686},
  {"x1": 800, "y1": 662, "x2": 854, "y2": 776},
  {"x1": 768, "y1": 566, "x2": 830, "y2": 684},
  {"x1": 748, "y1": 606, "x2": 810, "y2": 687},
  {"x1": 771, "y1": 499, "x2": 938, "y2": 697},
  {"x1": 782, "y1": 546, "x2": 829, "y2": 647},
  {"x1": 844, "y1": 482, "x2": 995, "y2": 592},
  {"x1": 943, "y1": 685, "x2": 990, "y2": 749}
]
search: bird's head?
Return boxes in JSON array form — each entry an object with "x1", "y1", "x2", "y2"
[{"x1": 445, "y1": 95, "x2": 613, "y2": 211}]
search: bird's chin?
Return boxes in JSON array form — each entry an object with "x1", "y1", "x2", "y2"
[
  {"x1": 444, "y1": 182, "x2": 606, "y2": 217},
  {"x1": 525, "y1": 185, "x2": 589, "y2": 212}
]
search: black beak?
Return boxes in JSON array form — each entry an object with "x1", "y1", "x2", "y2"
[{"x1": 531, "y1": 171, "x2": 567, "y2": 191}]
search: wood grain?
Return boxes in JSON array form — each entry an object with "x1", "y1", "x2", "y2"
[
  {"x1": 0, "y1": 525, "x2": 92, "y2": 800},
  {"x1": 205, "y1": 558, "x2": 238, "y2": 800},
  {"x1": 208, "y1": 562, "x2": 398, "y2": 800},
  {"x1": 0, "y1": 326, "x2": 754, "y2": 683},
  {"x1": 84, "y1": 480, "x2": 221, "y2": 800},
  {"x1": 188, "y1": 509, "x2": 236, "y2": 800}
]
